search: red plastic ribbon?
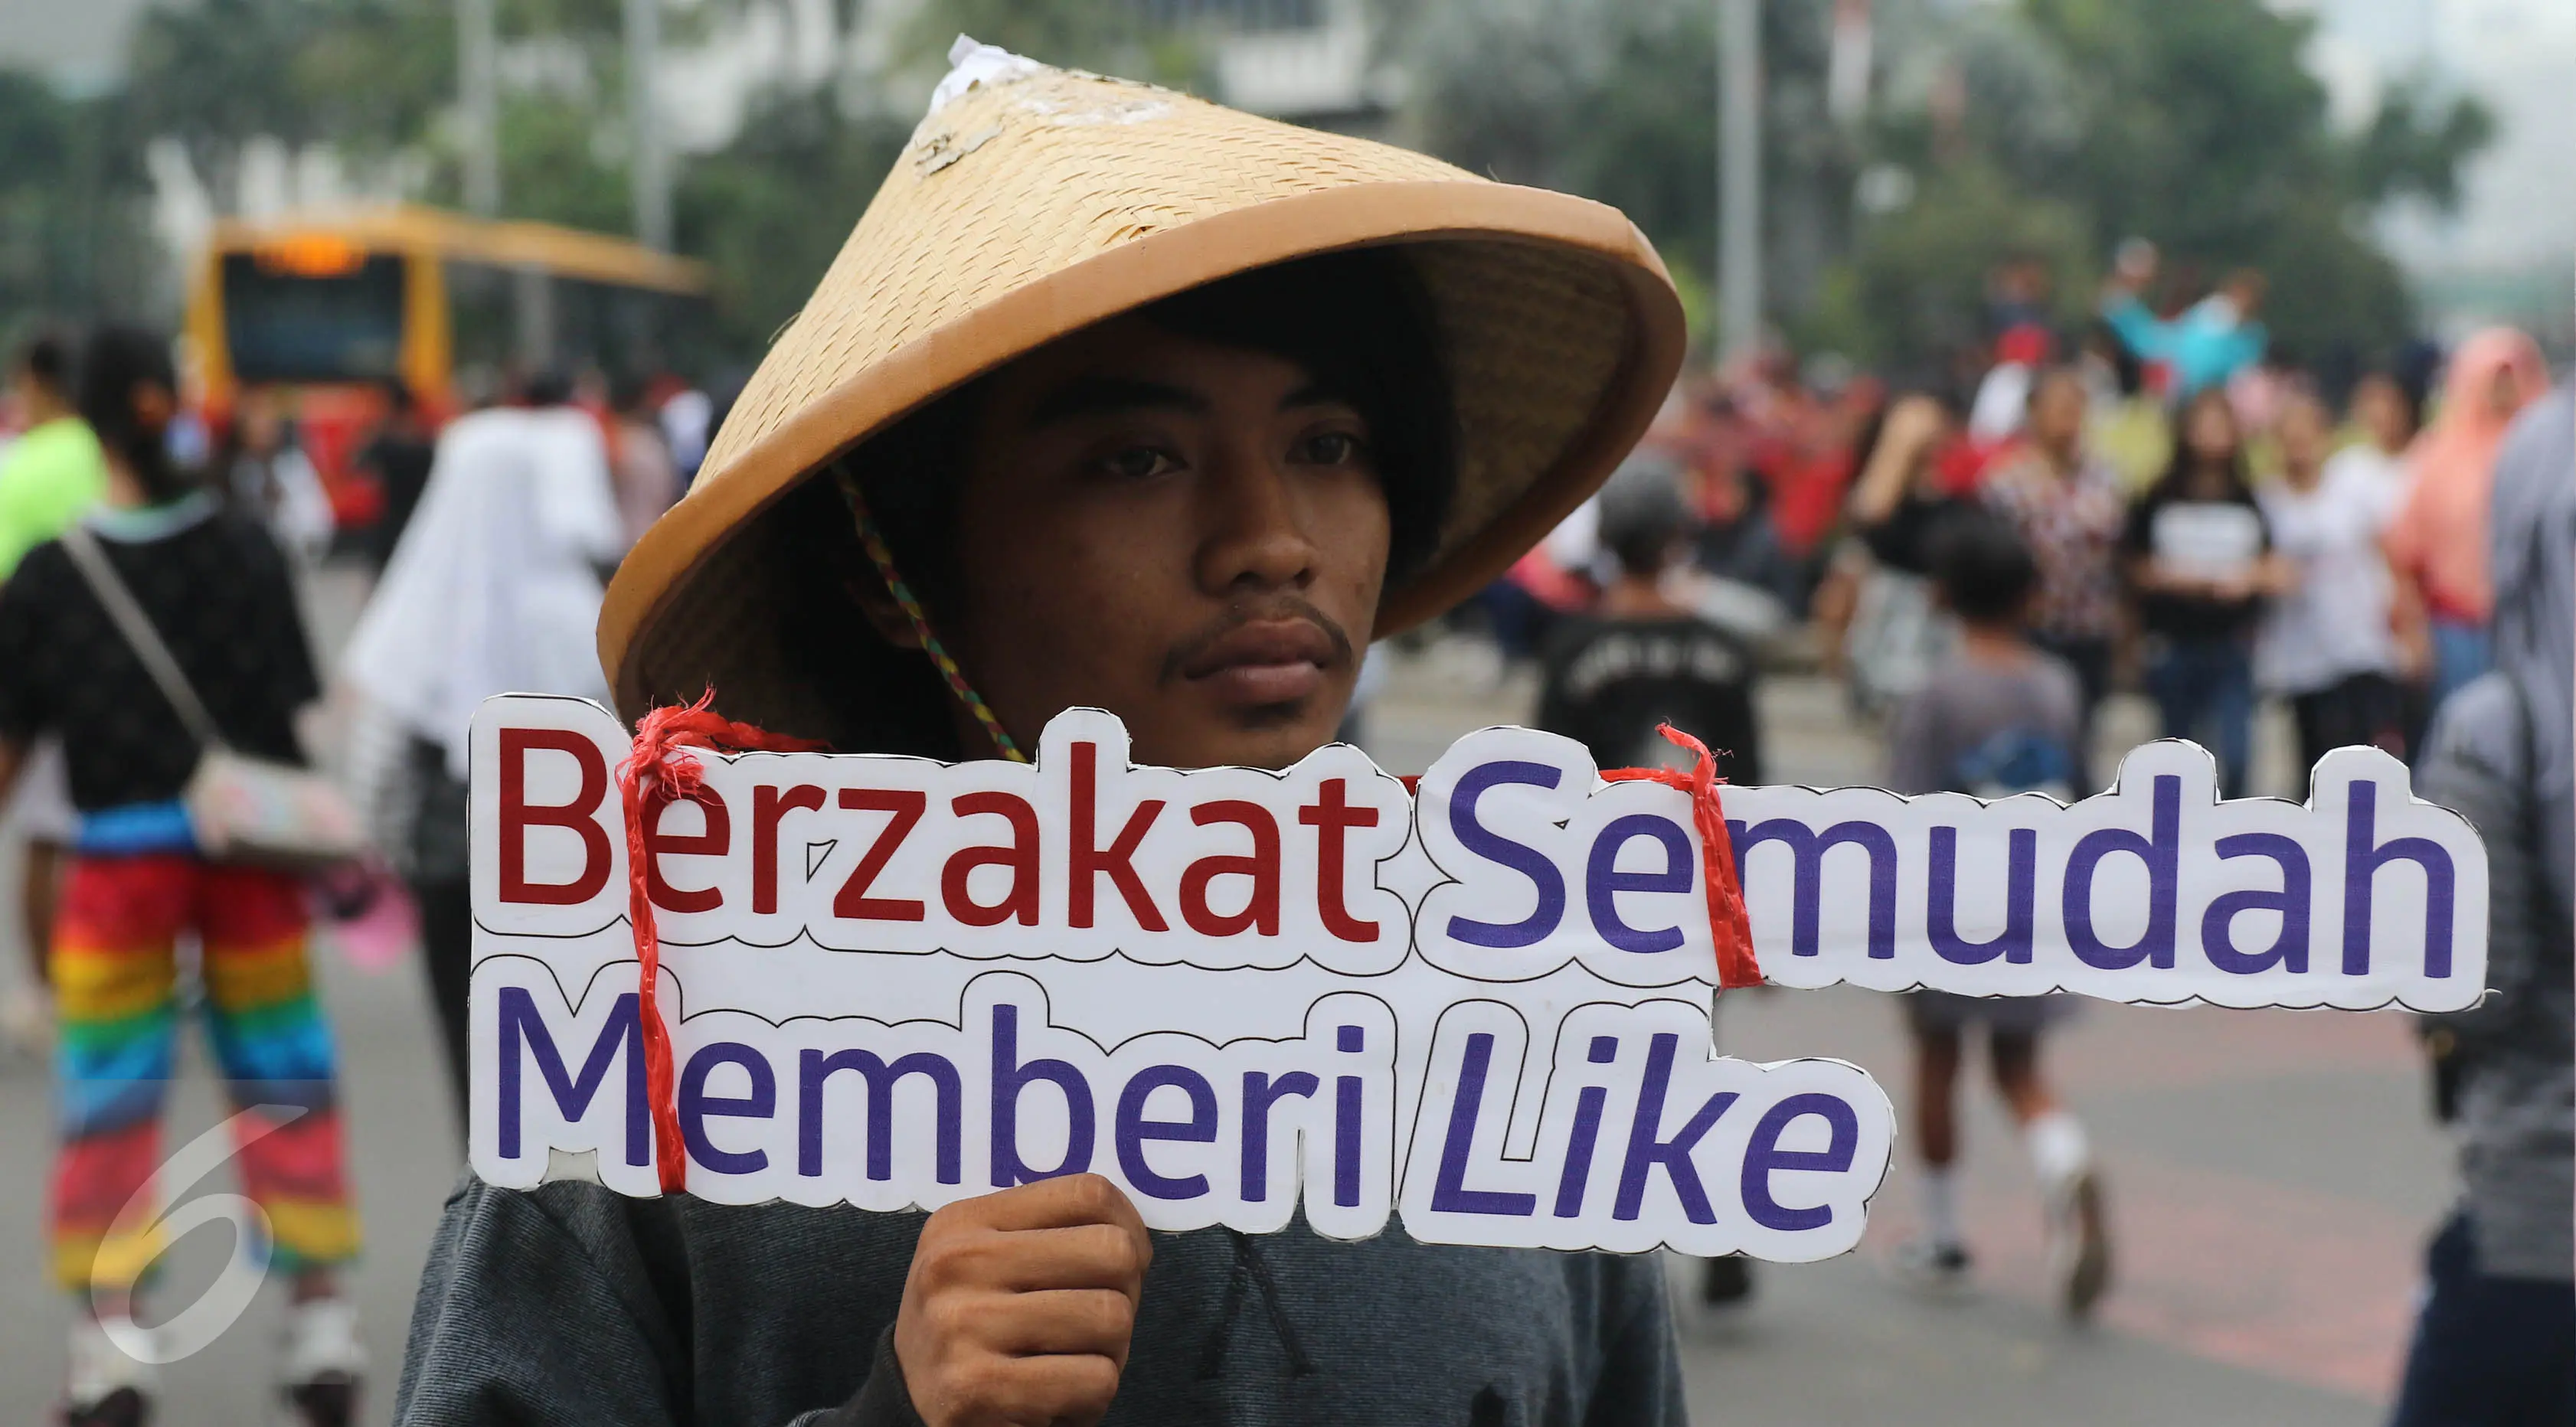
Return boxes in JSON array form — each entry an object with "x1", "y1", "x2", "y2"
[
  {"x1": 1603, "y1": 724, "x2": 1763, "y2": 990},
  {"x1": 618, "y1": 694, "x2": 827, "y2": 1194}
]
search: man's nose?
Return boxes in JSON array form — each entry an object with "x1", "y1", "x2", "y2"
[{"x1": 1193, "y1": 446, "x2": 1318, "y2": 596}]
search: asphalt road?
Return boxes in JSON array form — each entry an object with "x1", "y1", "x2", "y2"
[{"x1": 0, "y1": 585, "x2": 2453, "y2": 1425}]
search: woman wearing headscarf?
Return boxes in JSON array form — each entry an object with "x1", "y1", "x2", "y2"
[
  {"x1": 2383, "y1": 328, "x2": 2550, "y2": 713},
  {"x1": 339, "y1": 371, "x2": 626, "y2": 1120},
  {"x1": 2395, "y1": 383, "x2": 2575, "y2": 1424}
]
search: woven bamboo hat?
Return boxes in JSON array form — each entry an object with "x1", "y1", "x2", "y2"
[{"x1": 599, "y1": 41, "x2": 1685, "y2": 732}]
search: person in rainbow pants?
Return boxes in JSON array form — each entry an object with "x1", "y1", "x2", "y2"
[
  {"x1": 0, "y1": 327, "x2": 366, "y2": 1427},
  {"x1": 49, "y1": 856, "x2": 358, "y2": 1290}
]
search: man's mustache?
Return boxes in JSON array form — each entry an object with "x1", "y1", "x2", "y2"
[{"x1": 1159, "y1": 596, "x2": 1356, "y2": 685}]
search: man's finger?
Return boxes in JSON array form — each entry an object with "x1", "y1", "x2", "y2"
[
  {"x1": 956, "y1": 1223, "x2": 1148, "y2": 1295},
  {"x1": 979, "y1": 1288, "x2": 1137, "y2": 1360},
  {"x1": 980, "y1": 1352, "x2": 1123, "y2": 1427},
  {"x1": 973, "y1": 1174, "x2": 1147, "y2": 1242}
]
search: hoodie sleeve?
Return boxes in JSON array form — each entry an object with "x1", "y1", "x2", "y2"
[
  {"x1": 2414, "y1": 677, "x2": 2545, "y2": 1061},
  {"x1": 394, "y1": 1176, "x2": 692, "y2": 1427},
  {"x1": 1582, "y1": 1255, "x2": 1688, "y2": 1426},
  {"x1": 792, "y1": 1329, "x2": 927, "y2": 1427},
  {"x1": 398, "y1": 1175, "x2": 920, "y2": 1427}
]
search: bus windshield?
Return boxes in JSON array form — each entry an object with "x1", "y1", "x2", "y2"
[{"x1": 220, "y1": 248, "x2": 404, "y2": 384}]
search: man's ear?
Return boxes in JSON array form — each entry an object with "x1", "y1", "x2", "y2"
[{"x1": 845, "y1": 564, "x2": 925, "y2": 651}]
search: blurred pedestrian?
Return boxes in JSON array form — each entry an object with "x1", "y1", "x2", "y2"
[
  {"x1": 353, "y1": 380, "x2": 436, "y2": 572},
  {"x1": 0, "y1": 332, "x2": 108, "y2": 573},
  {"x1": 2077, "y1": 321, "x2": 2172, "y2": 494},
  {"x1": 2338, "y1": 369, "x2": 2422, "y2": 506},
  {"x1": 659, "y1": 384, "x2": 714, "y2": 486},
  {"x1": 2255, "y1": 389, "x2": 2417, "y2": 774},
  {"x1": 1536, "y1": 462, "x2": 1762, "y2": 782},
  {"x1": 609, "y1": 374, "x2": 682, "y2": 548},
  {"x1": 2100, "y1": 251, "x2": 2267, "y2": 400},
  {"x1": 2123, "y1": 387, "x2": 2289, "y2": 798},
  {"x1": 1966, "y1": 323, "x2": 2051, "y2": 443},
  {"x1": 0, "y1": 326, "x2": 364, "y2": 1427},
  {"x1": 1885, "y1": 514, "x2": 2110, "y2": 1319},
  {"x1": 1683, "y1": 451, "x2": 1801, "y2": 633},
  {"x1": 341, "y1": 369, "x2": 624, "y2": 1120},
  {"x1": 1980, "y1": 365, "x2": 2130, "y2": 760},
  {"x1": 1534, "y1": 463, "x2": 1763, "y2": 1313},
  {"x1": 2384, "y1": 328, "x2": 2550, "y2": 714},
  {"x1": 0, "y1": 333, "x2": 109, "y2": 1050},
  {"x1": 1823, "y1": 390, "x2": 1972, "y2": 714},
  {"x1": 222, "y1": 390, "x2": 337, "y2": 567},
  {"x1": 2394, "y1": 384, "x2": 2575, "y2": 1425}
]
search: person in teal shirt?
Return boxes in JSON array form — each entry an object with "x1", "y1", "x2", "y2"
[
  {"x1": 2098, "y1": 247, "x2": 2269, "y2": 401},
  {"x1": 0, "y1": 333, "x2": 110, "y2": 578}
]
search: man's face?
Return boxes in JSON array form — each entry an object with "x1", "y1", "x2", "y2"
[
  {"x1": 2028, "y1": 374, "x2": 2087, "y2": 456},
  {"x1": 939, "y1": 317, "x2": 1393, "y2": 770}
]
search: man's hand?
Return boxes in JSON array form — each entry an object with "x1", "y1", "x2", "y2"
[{"x1": 894, "y1": 1174, "x2": 1152, "y2": 1427}]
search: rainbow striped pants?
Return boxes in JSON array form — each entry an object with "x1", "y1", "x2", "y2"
[{"x1": 48, "y1": 854, "x2": 359, "y2": 1291}]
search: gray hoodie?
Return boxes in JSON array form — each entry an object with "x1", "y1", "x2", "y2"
[
  {"x1": 393, "y1": 1174, "x2": 1685, "y2": 1425},
  {"x1": 2411, "y1": 386, "x2": 2576, "y2": 1282}
]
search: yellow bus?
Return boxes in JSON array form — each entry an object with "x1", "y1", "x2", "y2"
[{"x1": 183, "y1": 206, "x2": 711, "y2": 522}]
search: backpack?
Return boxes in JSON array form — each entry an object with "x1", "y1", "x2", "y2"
[{"x1": 1950, "y1": 725, "x2": 2079, "y2": 802}]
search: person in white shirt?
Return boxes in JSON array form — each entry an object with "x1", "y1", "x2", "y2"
[
  {"x1": 338, "y1": 370, "x2": 626, "y2": 1117},
  {"x1": 2255, "y1": 389, "x2": 2424, "y2": 772},
  {"x1": 2332, "y1": 369, "x2": 2420, "y2": 508}
]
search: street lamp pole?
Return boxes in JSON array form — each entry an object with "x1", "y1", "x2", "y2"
[
  {"x1": 625, "y1": 0, "x2": 671, "y2": 251},
  {"x1": 459, "y1": 0, "x2": 501, "y2": 215},
  {"x1": 1718, "y1": 0, "x2": 1761, "y2": 362}
]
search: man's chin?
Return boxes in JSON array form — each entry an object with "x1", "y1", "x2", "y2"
[{"x1": 1138, "y1": 699, "x2": 1349, "y2": 770}]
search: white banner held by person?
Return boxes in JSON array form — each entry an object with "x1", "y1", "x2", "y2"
[{"x1": 466, "y1": 694, "x2": 2486, "y2": 1257}]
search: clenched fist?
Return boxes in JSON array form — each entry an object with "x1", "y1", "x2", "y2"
[{"x1": 894, "y1": 1174, "x2": 1153, "y2": 1427}]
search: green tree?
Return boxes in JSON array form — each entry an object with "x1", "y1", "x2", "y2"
[
  {"x1": 1973, "y1": 0, "x2": 2486, "y2": 363},
  {"x1": 1398, "y1": 0, "x2": 1851, "y2": 348},
  {"x1": 126, "y1": 0, "x2": 453, "y2": 209},
  {"x1": 1398, "y1": 0, "x2": 2492, "y2": 367},
  {"x1": 675, "y1": 87, "x2": 911, "y2": 358},
  {"x1": 1801, "y1": 158, "x2": 2093, "y2": 367},
  {"x1": 0, "y1": 71, "x2": 154, "y2": 332}
]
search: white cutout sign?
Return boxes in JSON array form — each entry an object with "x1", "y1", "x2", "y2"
[{"x1": 468, "y1": 696, "x2": 2487, "y2": 1259}]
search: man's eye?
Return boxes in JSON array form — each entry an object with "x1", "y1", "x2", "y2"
[
  {"x1": 1298, "y1": 430, "x2": 1366, "y2": 466},
  {"x1": 1098, "y1": 446, "x2": 1178, "y2": 481}
]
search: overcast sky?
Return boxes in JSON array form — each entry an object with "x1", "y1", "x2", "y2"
[{"x1": 2, "y1": 0, "x2": 2565, "y2": 280}]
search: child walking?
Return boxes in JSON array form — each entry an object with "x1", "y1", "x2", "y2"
[{"x1": 1886, "y1": 514, "x2": 2113, "y2": 1319}]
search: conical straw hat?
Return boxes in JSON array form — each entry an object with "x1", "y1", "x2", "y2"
[{"x1": 599, "y1": 43, "x2": 1685, "y2": 733}]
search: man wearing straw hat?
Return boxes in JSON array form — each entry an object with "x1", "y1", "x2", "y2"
[{"x1": 400, "y1": 42, "x2": 1689, "y2": 1427}]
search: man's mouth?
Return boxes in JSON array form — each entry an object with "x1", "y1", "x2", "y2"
[{"x1": 1174, "y1": 616, "x2": 1341, "y2": 707}]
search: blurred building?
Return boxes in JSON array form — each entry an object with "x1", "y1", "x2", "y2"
[{"x1": 0, "y1": 0, "x2": 153, "y2": 95}]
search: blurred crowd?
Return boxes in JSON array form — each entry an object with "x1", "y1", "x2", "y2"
[
  {"x1": 1494, "y1": 243, "x2": 2554, "y2": 800},
  {"x1": 1492, "y1": 241, "x2": 2572, "y2": 1423}
]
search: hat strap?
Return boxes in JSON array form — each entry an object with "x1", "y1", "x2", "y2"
[{"x1": 835, "y1": 471, "x2": 1027, "y2": 762}]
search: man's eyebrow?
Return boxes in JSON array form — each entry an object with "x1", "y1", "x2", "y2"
[
  {"x1": 1025, "y1": 376, "x2": 1209, "y2": 427},
  {"x1": 1281, "y1": 382, "x2": 1353, "y2": 411}
]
